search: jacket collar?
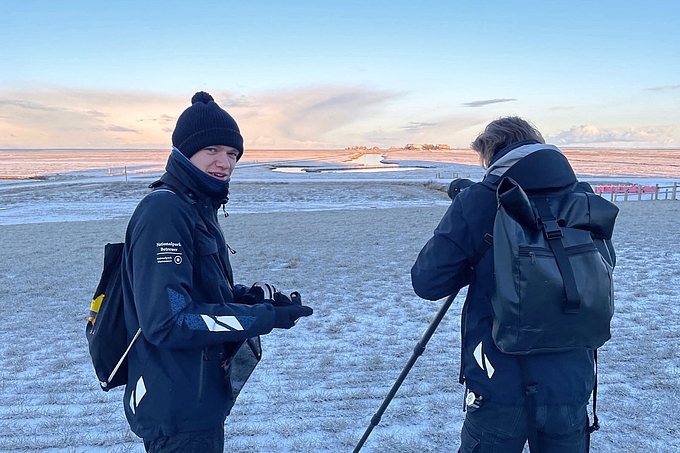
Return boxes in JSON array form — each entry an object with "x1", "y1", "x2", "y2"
[{"x1": 161, "y1": 147, "x2": 230, "y2": 206}]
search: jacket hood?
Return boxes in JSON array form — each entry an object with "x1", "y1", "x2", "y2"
[{"x1": 485, "y1": 143, "x2": 576, "y2": 191}]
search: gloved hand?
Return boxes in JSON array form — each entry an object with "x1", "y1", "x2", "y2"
[
  {"x1": 273, "y1": 304, "x2": 313, "y2": 329},
  {"x1": 235, "y1": 282, "x2": 277, "y2": 305},
  {"x1": 252, "y1": 282, "x2": 277, "y2": 300},
  {"x1": 272, "y1": 291, "x2": 302, "y2": 306}
]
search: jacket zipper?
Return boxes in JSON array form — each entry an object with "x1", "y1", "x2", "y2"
[{"x1": 198, "y1": 348, "x2": 208, "y2": 402}]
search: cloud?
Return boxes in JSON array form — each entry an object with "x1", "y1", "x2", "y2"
[
  {"x1": 644, "y1": 84, "x2": 680, "y2": 92},
  {"x1": 230, "y1": 86, "x2": 488, "y2": 148},
  {"x1": 85, "y1": 109, "x2": 107, "y2": 118},
  {"x1": 2, "y1": 83, "x2": 678, "y2": 149},
  {"x1": 219, "y1": 94, "x2": 255, "y2": 108},
  {"x1": 548, "y1": 124, "x2": 678, "y2": 147},
  {"x1": 136, "y1": 114, "x2": 175, "y2": 125},
  {"x1": 229, "y1": 86, "x2": 403, "y2": 148},
  {"x1": 0, "y1": 99, "x2": 63, "y2": 111},
  {"x1": 462, "y1": 98, "x2": 517, "y2": 108},
  {"x1": 0, "y1": 86, "x2": 407, "y2": 148},
  {"x1": 361, "y1": 115, "x2": 486, "y2": 149},
  {"x1": 400, "y1": 122, "x2": 438, "y2": 132},
  {"x1": 0, "y1": 88, "x2": 185, "y2": 148},
  {"x1": 106, "y1": 125, "x2": 139, "y2": 133}
]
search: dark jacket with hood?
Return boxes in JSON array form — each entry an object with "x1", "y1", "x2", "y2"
[
  {"x1": 122, "y1": 148, "x2": 276, "y2": 439},
  {"x1": 411, "y1": 140, "x2": 614, "y2": 406}
]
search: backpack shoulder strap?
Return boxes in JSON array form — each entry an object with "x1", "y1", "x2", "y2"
[
  {"x1": 532, "y1": 196, "x2": 582, "y2": 313},
  {"x1": 469, "y1": 178, "x2": 499, "y2": 267},
  {"x1": 148, "y1": 174, "x2": 196, "y2": 206},
  {"x1": 470, "y1": 233, "x2": 493, "y2": 267}
]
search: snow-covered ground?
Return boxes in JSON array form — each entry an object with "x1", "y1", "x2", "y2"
[{"x1": 0, "y1": 154, "x2": 679, "y2": 452}]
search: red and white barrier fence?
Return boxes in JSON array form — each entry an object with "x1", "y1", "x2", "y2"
[{"x1": 592, "y1": 182, "x2": 679, "y2": 201}]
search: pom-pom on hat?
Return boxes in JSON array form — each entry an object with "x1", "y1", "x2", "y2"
[{"x1": 172, "y1": 91, "x2": 244, "y2": 160}]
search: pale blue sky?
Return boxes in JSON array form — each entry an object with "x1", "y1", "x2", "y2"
[{"x1": 1, "y1": 0, "x2": 678, "y2": 149}]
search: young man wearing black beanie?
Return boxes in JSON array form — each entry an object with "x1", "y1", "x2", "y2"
[{"x1": 121, "y1": 92, "x2": 313, "y2": 453}]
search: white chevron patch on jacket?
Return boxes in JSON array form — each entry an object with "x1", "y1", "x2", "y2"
[
  {"x1": 200, "y1": 314, "x2": 244, "y2": 332},
  {"x1": 129, "y1": 376, "x2": 147, "y2": 414},
  {"x1": 473, "y1": 342, "x2": 495, "y2": 379}
]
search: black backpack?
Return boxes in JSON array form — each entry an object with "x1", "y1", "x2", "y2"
[
  {"x1": 481, "y1": 176, "x2": 619, "y2": 354},
  {"x1": 86, "y1": 242, "x2": 141, "y2": 391},
  {"x1": 86, "y1": 187, "x2": 264, "y2": 395},
  {"x1": 468, "y1": 169, "x2": 619, "y2": 449}
]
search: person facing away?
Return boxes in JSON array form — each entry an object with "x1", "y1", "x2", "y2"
[
  {"x1": 121, "y1": 91, "x2": 313, "y2": 452},
  {"x1": 411, "y1": 117, "x2": 614, "y2": 453}
]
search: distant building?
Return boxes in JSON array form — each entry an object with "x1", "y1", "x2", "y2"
[
  {"x1": 404, "y1": 143, "x2": 443, "y2": 150},
  {"x1": 435, "y1": 144, "x2": 451, "y2": 150}
]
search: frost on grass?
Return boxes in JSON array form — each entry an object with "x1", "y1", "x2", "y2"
[{"x1": 0, "y1": 180, "x2": 679, "y2": 452}]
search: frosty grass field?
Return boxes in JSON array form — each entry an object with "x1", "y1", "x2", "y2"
[{"x1": 0, "y1": 150, "x2": 679, "y2": 452}]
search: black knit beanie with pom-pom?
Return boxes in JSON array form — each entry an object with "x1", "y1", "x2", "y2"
[{"x1": 172, "y1": 91, "x2": 244, "y2": 160}]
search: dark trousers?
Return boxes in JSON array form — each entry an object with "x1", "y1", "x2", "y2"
[
  {"x1": 144, "y1": 425, "x2": 224, "y2": 453},
  {"x1": 459, "y1": 400, "x2": 588, "y2": 453}
]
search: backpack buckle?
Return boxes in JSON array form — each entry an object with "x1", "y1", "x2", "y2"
[{"x1": 541, "y1": 220, "x2": 563, "y2": 240}]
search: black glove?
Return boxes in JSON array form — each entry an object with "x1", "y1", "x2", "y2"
[
  {"x1": 252, "y1": 282, "x2": 277, "y2": 300},
  {"x1": 272, "y1": 291, "x2": 302, "y2": 306},
  {"x1": 239, "y1": 282, "x2": 277, "y2": 305},
  {"x1": 273, "y1": 304, "x2": 313, "y2": 329}
]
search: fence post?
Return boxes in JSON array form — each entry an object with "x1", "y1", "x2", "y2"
[
  {"x1": 624, "y1": 186, "x2": 629, "y2": 201},
  {"x1": 638, "y1": 186, "x2": 643, "y2": 201},
  {"x1": 672, "y1": 182, "x2": 678, "y2": 201},
  {"x1": 654, "y1": 184, "x2": 659, "y2": 201},
  {"x1": 125, "y1": 166, "x2": 128, "y2": 182},
  {"x1": 610, "y1": 189, "x2": 615, "y2": 202}
]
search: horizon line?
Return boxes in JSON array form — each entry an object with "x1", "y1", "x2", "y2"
[{"x1": 2, "y1": 146, "x2": 680, "y2": 152}]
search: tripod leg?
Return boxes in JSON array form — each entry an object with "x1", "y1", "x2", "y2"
[{"x1": 353, "y1": 293, "x2": 458, "y2": 452}]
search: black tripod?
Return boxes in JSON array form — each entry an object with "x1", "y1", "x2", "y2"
[{"x1": 353, "y1": 292, "x2": 458, "y2": 452}]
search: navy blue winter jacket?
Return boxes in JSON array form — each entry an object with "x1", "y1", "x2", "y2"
[
  {"x1": 122, "y1": 149, "x2": 276, "y2": 439},
  {"x1": 412, "y1": 142, "x2": 607, "y2": 406}
]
